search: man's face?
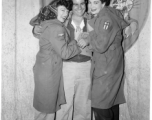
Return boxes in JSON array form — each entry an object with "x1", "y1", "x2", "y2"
[{"x1": 72, "y1": 0, "x2": 86, "y2": 17}]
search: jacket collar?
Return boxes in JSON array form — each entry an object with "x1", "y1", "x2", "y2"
[{"x1": 88, "y1": 7, "x2": 107, "y2": 28}]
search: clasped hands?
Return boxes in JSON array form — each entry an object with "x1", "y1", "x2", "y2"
[
  {"x1": 75, "y1": 32, "x2": 90, "y2": 49},
  {"x1": 33, "y1": 25, "x2": 90, "y2": 49}
]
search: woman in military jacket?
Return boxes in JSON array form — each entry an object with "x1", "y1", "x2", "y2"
[
  {"x1": 83, "y1": 0, "x2": 136, "y2": 119},
  {"x1": 30, "y1": 0, "x2": 81, "y2": 118}
]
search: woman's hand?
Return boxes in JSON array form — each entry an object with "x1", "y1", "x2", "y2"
[
  {"x1": 124, "y1": 25, "x2": 131, "y2": 38},
  {"x1": 130, "y1": 21, "x2": 138, "y2": 35},
  {"x1": 81, "y1": 32, "x2": 90, "y2": 40},
  {"x1": 77, "y1": 39, "x2": 88, "y2": 49},
  {"x1": 33, "y1": 25, "x2": 42, "y2": 34},
  {"x1": 76, "y1": 32, "x2": 90, "y2": 48},
  {"x1": 124, "y1": 21, "x2": 138, "y2": 38}
]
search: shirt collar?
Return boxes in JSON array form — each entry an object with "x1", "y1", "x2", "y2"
[{"x1": 71, "y1": 19, "x2": 85, "y2": 30}]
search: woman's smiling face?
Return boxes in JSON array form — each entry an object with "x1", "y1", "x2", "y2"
[
  {"x1": 88, "y1": 0, "x2": 104, "y2": 16},
  {"x1": 57, "y1": 5, "x2": 69, "y2": 23}
]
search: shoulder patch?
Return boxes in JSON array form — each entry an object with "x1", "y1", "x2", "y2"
[
  {"x1": 103, "y1": 21, "x2": 110, "y2": 30},
  {"x1": 58, "y1": 33, "x2": 64, "y2": 37}
]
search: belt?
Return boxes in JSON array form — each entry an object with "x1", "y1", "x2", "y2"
[{"x1": 64, "y1": 54, "x2": 91, "y2": 62}]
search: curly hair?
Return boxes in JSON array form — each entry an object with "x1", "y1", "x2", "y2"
[
  {"x1": 34, "y1": 0, "x2": 73, "y2": 24},
  {"x1": 51, "y1": 0, "x2": 73, "y2": 11}
]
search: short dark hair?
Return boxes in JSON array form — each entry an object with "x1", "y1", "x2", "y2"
[{"x1": 100, "y1": 0, "x2": 111, "y2": 6}]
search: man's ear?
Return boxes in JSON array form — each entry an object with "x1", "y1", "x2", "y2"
[{"x1": 68, "y1": 11, "x2": 73, "y2": 19}]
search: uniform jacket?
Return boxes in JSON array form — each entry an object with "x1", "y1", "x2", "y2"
[
  {"x1": 88, "y1": 7, "x2": 129, "y2": 109},
  {"x1": 33, "y1": 19, "x2": 81, "y2": 113}
]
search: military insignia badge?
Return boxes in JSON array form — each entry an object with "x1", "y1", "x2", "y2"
[
  {"x1": 103, "y1": 22, "x2": 110, "y2": 30},
  {"x1": 58, "y1": 33, "x2": 64, "y2": 37}
]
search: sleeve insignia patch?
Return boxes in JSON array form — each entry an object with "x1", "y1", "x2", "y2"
[
  {"x1": 103, "y1": 22, "x2": 110, "y2": 30},
  {"x1": 58, "y1": 33, "x2": 64, "y2": 37}
]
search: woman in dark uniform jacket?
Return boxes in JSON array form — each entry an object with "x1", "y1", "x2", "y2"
[
  {"x1": 81, "y1": 0, "x2": 137, "y2": 119},
  {"x1": 30, "y1": 0, "x2": 82, "y2": 119}
]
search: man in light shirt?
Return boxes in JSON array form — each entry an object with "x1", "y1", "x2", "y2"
[{"x1": 56, "y1": 0, "x2": 92, "y2": 120}]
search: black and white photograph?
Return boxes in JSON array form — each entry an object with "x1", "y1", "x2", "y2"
[{"x1": 2, "y1": 0, "x2": 151, "y2": 120}]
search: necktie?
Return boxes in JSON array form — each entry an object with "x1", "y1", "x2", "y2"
[
  {"x1": 75, "y1": 26, "x2": 82, "y2": 41},
  {"x1": 76, "y1": 26, "x2": 81, "y2": 32}
]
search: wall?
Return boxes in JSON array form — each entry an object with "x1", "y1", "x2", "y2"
[
  {"x1": 2, "y1": 0, "x2": 150, "y2": 120},
  {"x1": 2, "y1": 0, "x2": 40, "y2": 119},
  {"x1": 120, "y1": 14, "x2": 150, "y2": 120}
]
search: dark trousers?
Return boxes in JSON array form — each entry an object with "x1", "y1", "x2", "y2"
[{"x1": 91, "y1": 105, "x2": 119, "y2": 120}]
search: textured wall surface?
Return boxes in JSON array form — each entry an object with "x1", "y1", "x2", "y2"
[
  {"x1": 2, "y1": 0, "x2": 150, "y2": 120},
  {"x1": 2, "y1": 0, "x2": 40, "y2": 120},
  {"x1": 2, "y1": 0, "x2": 16, "y2": 119},
  {"x1": 120, "y1": 14, "x2": 150, "y2": 120}
]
